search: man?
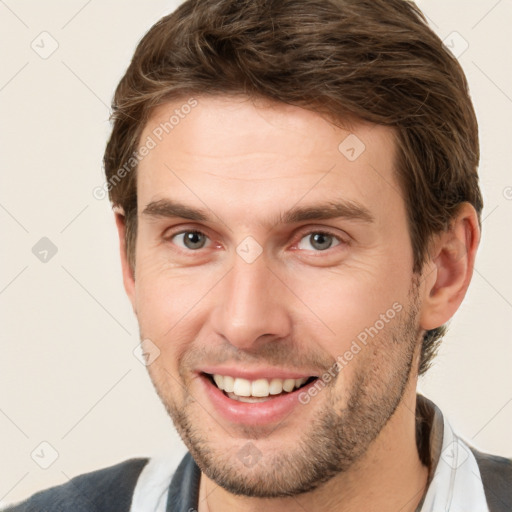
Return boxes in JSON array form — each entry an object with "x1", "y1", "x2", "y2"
[{"x1": 6, "y1": 0, "x2": 511, "y2": 511}]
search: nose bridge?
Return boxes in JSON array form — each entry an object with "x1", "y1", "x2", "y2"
[{"x1": 212, "y1": 255, "x2": 290, "y2": 349}]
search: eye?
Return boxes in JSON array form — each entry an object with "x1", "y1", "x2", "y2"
[
  {"x1": 297, "y1": 232, "x2": 341, "y2": 251},
  {"x1": 171, "y1": 230, "x2": 210, "y2": 250}
]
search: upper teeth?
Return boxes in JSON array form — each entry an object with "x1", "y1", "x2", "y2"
[{"x1": 212, "y1": 375, "x2": 308, "y2": 397}]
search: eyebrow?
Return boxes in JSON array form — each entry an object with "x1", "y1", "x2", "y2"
[
  {"x1": 142, "y1": 199, "x2": 208, "y2": 221},
  {"x1": 141, "y1": 198, "x2": 374, "y2": 225}
]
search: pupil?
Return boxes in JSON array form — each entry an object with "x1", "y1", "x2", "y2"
[
  {"x1": 184, "y1": 231, "x2": 205, "y2": 249},
  {"x1": 311, "y1": 233, "x2": 332, "y2": 250}
]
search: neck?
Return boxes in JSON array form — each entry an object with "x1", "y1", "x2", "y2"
[{"x1": 199, "y1": 383, "x2": 429, "y2": 512}]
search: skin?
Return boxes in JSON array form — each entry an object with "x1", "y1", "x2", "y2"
[{"x1": 115, "y1": 95, "x2": 480, "y2": 512}]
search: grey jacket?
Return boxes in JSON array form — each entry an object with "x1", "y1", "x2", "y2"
[{"x1": 3, "y1": 449, "x2": 512, "y2": 512}]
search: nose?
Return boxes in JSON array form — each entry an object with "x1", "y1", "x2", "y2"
[{"x1": 210, "y1": 255, "x2": 292, "y2": 351}]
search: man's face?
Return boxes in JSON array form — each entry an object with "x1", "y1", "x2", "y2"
[{"x1": 125, "y1": 96, "x2": 424, "y2": 496}]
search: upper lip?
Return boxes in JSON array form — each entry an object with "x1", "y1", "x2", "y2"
[{"x1": 198, "y1": 365, "x2": 319, "y2": 381}]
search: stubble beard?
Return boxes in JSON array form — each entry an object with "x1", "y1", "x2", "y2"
[{"x1": 149, "y1": 287, "x2": 421, "y2": 498}]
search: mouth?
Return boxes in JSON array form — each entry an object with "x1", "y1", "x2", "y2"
[{"x1": 204, "y1": 373, "x2": 318, "y2": 403}]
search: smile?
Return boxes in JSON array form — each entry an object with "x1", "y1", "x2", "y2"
[{"x1": 206, "y1": 373, "x2": 317, "y2": 403}]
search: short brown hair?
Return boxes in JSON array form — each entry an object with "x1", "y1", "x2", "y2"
[{"x1": 104, "y1": 0, "x2": 483, "y2": 375}]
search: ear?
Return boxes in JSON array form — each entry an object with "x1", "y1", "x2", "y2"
[
  {"x1": 114, "y1": 209, "x2": 137, "y2": 314},
  {"x1": 419, "y1": 202, "x2": 480, "y2": 330}
]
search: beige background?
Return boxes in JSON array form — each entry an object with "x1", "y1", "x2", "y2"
[{"x1": 1, "y1": 0, "x2": 511, "y2": 506}]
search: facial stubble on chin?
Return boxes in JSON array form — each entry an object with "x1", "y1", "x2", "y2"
[{"x1": 147, "y1": 286, "x2": 422, "y2": 498}]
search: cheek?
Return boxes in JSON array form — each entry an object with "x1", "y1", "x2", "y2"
[
  {"x1": 134, "y1": 273, "x2": 201, "y2": 384},
  {"x1": 135, "y1": 280, "x2": 200, "y2": 345},
  {"x1": 132, "y1": 251, "x2": 223, "y2": 348},
  {"x1": 289, "y1": 261, "x2": 409, "y2": 353}
]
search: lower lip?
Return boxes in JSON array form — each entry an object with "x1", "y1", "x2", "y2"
[{"x1": 199, "y1": 374, "x2": 317, "y2": 426}]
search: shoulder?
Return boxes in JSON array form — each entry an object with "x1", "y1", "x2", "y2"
[
  {"x1": 3, "y1": 458, "x2": 149, "y2": 512},
  {"x1": 470, "y1": 446, "x2": 512, "y2": 512}
]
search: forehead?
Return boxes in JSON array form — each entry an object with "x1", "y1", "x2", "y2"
[{"x1": 136, "y1": 95, "x2": 402, "y2": 226}]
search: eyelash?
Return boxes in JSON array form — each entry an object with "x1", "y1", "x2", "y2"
[{"x1": 164, "y1": 226, "x2": 348, "y2": 253}]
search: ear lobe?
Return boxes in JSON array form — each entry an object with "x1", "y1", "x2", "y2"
[
  {"x1": 419, "y1": 203, "x2": 480, "y2": 331},
  {"x1": 114, "y1": 210, "x2": 137, "y2": 312}
]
